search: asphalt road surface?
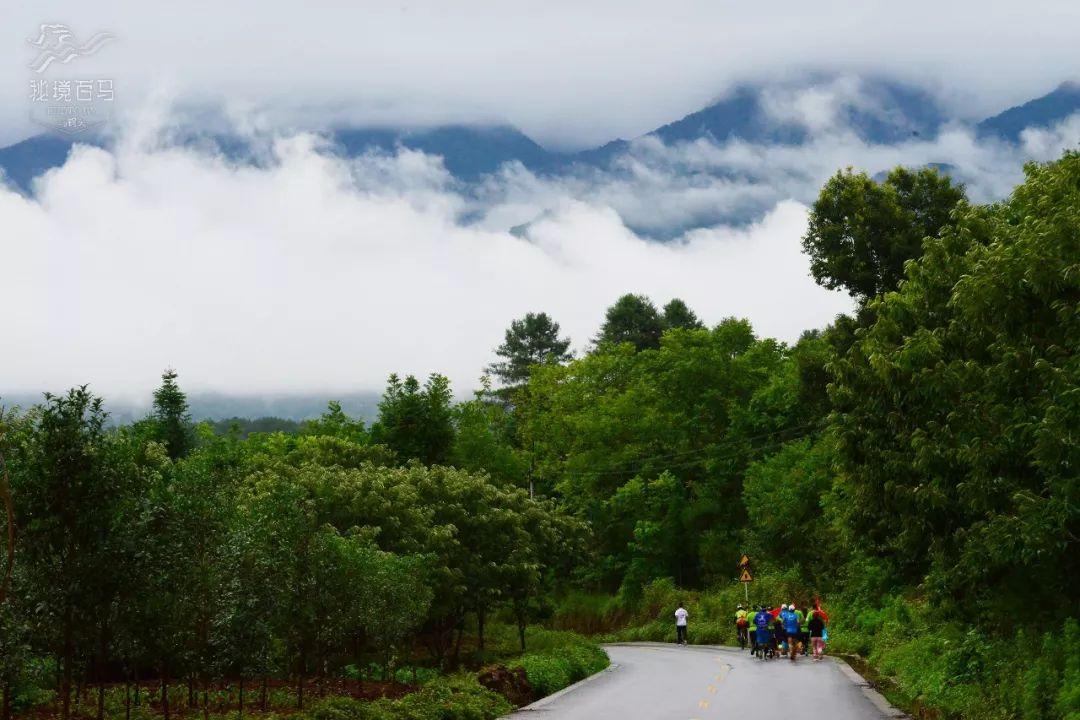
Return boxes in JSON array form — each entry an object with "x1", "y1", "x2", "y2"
[{"x1": 506, "y1": 642, "x2": 904, "y2": 720}]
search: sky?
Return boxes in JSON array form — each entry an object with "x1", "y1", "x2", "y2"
[
  {"x1": 2, "y1": 1, "x2": 1080, "y2": 405},
  {"x1": 3, "y1": 1, "x2": 1080, "y2": 148}
]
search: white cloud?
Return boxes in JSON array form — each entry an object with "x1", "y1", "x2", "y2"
[
  {"x1": 0, "y1": 116, "x2": 855, "y2": 401},
  {"x1": 2, "y1": 1, "x2": 1080, "y2": 148},
  {"x1": 465, "y1": 112, "x2": 1080, "y2": 240},
  {"x1": 4, "y1": 91, "x2": 1078, "y2": 403}
]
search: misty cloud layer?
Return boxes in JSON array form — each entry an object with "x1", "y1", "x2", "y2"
[
  {"x1": 3, "y1": 1, "x2": 1080, "y2": 148},
  {"x1": 4, "y1": 87, "x2": 1079, "y2": 402},
  {"x1": 1, "y1": 115, "x2": 854, "y2": 401}
]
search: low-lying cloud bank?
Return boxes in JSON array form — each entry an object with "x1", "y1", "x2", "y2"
[
  {"x1": 3, "y1": 104, "x2": 1078, "y2": 402},
  {"x1": 479, "y1": 113, "x2": 1080, "y2": 236}
]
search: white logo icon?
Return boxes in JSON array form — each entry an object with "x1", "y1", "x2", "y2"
[{"x1": 28, "y1": 24, "x2": 115, "y2": 74}]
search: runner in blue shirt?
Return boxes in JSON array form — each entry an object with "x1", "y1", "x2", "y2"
[{"x1": 753, "y1": 606, "x2": 773, "y2": 659}]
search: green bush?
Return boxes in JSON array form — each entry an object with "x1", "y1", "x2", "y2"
[
  {"x1": 394, "y1": 675, "x2": 512, "y2": 720},
  {"x1": 304, "y1": 695, "x2": 398, "y2": 720},
  {"x1": 301, "y1": 676, "x2": 511, "y2": 720},
  {"x1": 510, "y1": 633, "x2": 609, "y2": 698}
]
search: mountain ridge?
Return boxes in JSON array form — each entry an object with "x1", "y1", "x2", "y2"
[{"x1": 3, "y1": 75, "x2": 1078, "y2": 194}]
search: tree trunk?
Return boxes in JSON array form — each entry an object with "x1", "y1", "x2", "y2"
[
  {"x1": 354, "y1": 636, "x2": 363, "y2": 695},
  {"x1": 3, "y1": 681, "x2": 12, "y2": 720},
  {"x1": 202, "y1": 680, "x2": 209, "y2": 720},
  {"x1": 317, "y1": 649, "x2": 325, "y2": 698},
  {"x1": 125, "y1": 679, "x2": 131, "y2": 720},
  {"x1": 260, "y1": 677, "x2": 267, "y2": 712},
  {"x1": 477, "y1": 608, "x2": 486, "y2": 651},
  {"x1": 96, "y1": 623, "x2": 108, "y2": 720},
  {"x1": 188, "y1": 675, "x2": 195, "y2": 708},
  {"x1": 517, "y1": 613, "x2": 527, "y2": 652},
  {"x1": 0, "y1": 451, "x2": 13, "y2": 609},
  {"x1": 238, "y1": 676, "x2": 244, "y2": 720},
  {"x1": 161, "y1": 665, "x2": 170, "y2": 720},
  {"x1": 62, "y1": 602, "x2": 74, "y2": 720},
  {"x1": 134, "y1": 666, "x2": 140, "y2": 707},
  {"x1": 451, "y1": 619, "x2": 464, "y2": 668},
  {"x1": 296, "y1": 644, "x2": 306, "y2": 711}
]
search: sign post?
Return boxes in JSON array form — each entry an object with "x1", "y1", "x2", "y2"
[{"x1": 739, "y1": 555, "x2": 752, "y2": 603}]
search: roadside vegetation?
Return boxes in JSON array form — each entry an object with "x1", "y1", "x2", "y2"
[{"x1": 2, "y1": 152, "x2": 1077, "y2": 720}]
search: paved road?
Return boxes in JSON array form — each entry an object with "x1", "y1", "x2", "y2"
[{"x1": 507, "y1": 642, "x2": 904, "y2": 720}]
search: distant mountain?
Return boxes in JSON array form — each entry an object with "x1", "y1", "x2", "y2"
[
  {"x1": 574, "y1": 79, "x2": 947, "y2": 166},
  {"x1": 976, "y1": 81, "x2": 1080, "y2": 141},
  {"x1": 0, "y1": 390, "x2": 382, "y2": 424},
  {"x1": 0, "y1": 124, "x2": 556, "y2": 192},
  {"x1": 0, "y1": 133, "x2": 86, "y2": 190},
  {"x1": 332, "y1": 125, "x2": 555, "y2": 179},
  {"x1": 2, "y1": 76, "x2": 1078, "y2": 196},
  {"x1": 185, "y1": 392, "x2": 381, "y2": 423}
]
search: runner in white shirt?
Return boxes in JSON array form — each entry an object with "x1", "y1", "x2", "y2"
[{"x1": 674, "y1": 604, "x2": 688, "y2": 645}]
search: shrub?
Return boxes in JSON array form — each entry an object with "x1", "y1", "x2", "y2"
[
  {"x1": 394, "y1": 675, "x2": 512, "y2": 720},
  {"x1": 301, "y1": 676, "x2": 510, "y2": 720},
  {"x1": 511, "y1": 637, "x2": 609, "y2": 697},
  {"x1": 304, "y1": 695, "x2": 398, "y2": 720}
]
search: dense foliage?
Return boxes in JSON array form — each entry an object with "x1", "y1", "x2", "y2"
[
  {"x1": 0, "y1": 380, "x2": 585, "y2": 720},
  {"x1": 525, "y1": 157, "x2": 1078, "y2": 718},
  {"x1": 802, "y1": 166, "x2": 967, "y2": 300},
  {"x1": 2, "y1": 153, "x2": 1077, "y2": 720}
]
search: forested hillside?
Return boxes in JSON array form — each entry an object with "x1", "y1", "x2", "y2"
[{"x1": 1, "y1": 153, "x2": 1077, "y2": 720}]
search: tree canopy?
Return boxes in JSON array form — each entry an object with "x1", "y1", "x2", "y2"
[
  {"x1": 487, "y1": 312, "x2": 572, "y2": 392},
  {"x1": 802, "y1": 166, "x2": 966, "y2": 301}
]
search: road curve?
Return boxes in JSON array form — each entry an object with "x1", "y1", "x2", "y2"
[{"x1": 506, "y1": 642, "x2": 904, "y2": 720}]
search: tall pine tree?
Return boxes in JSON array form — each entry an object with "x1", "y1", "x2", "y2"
[
  {"x1": 152, "y1": 369, "x2": 192, "y2": 460},
  {"x1": 487, "y1": 312, "x2": 572, "y2": 392}
]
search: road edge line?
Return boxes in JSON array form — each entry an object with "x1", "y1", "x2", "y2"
[
  {"x1": 832, "y1": 657, "x2": 909, "y2": 718},
  {"x1": 508, "y1": 662, "x2": 621, "y2": 713}
]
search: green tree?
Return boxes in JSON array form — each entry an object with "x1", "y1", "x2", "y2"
[
  {"x1": 13, "y1": 388, "x2": 124, "y2": 720},
  {"x1": 828, "y1": 153, "x2": 1080, "y2": 620},
  {"x1": 302, "y1": 401, "x2": 368, "y2": 444},
  {"x1": 0, "y1": 407, "x2": 26, "y2": 720},
  {"x1": 595, "y1": 294, "x2": 665, "y2": 351},
  {"x1": 0, "y1": 407, "x2": 14, "y2": 609},
  {"x1": 451, "y1": 378, "x2": 526, "y2": 485},
  {"x1": 661, "y1": 299, "x2": 703, "y2": 331},
  {"x1": 741, "y1": 437, "x2": 833, "y2": 582},
  {"x1": 802, "y1": 166, "x2": 966, "y2": 302},
  {"x1": 354, "y1": 548, "x2": 433, "y2": 679},
  {"x1": 520, "y1": 320, "x2": 784, "y2": 590},
  {"x1": 371, "y1": 374, "x2": 455, "y2": 465},
  {"x1": 152, "y1": 369, "x2": 193, "y2": 460},
  {"x1": 487, "y1": 312, "x2": 572, "y2": 392}
]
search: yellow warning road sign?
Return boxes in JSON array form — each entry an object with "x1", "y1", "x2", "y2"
[
  {"x1": 739, "y1": 554, "x2": 750, "y2": 567},
  {"x1": 740, "y1": 569, "x2": 753, "y2": 582}
]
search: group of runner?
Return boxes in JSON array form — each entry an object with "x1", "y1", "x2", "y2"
[{"x1": 734, "y1": 601, "x2": 829, "y2": 662}]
